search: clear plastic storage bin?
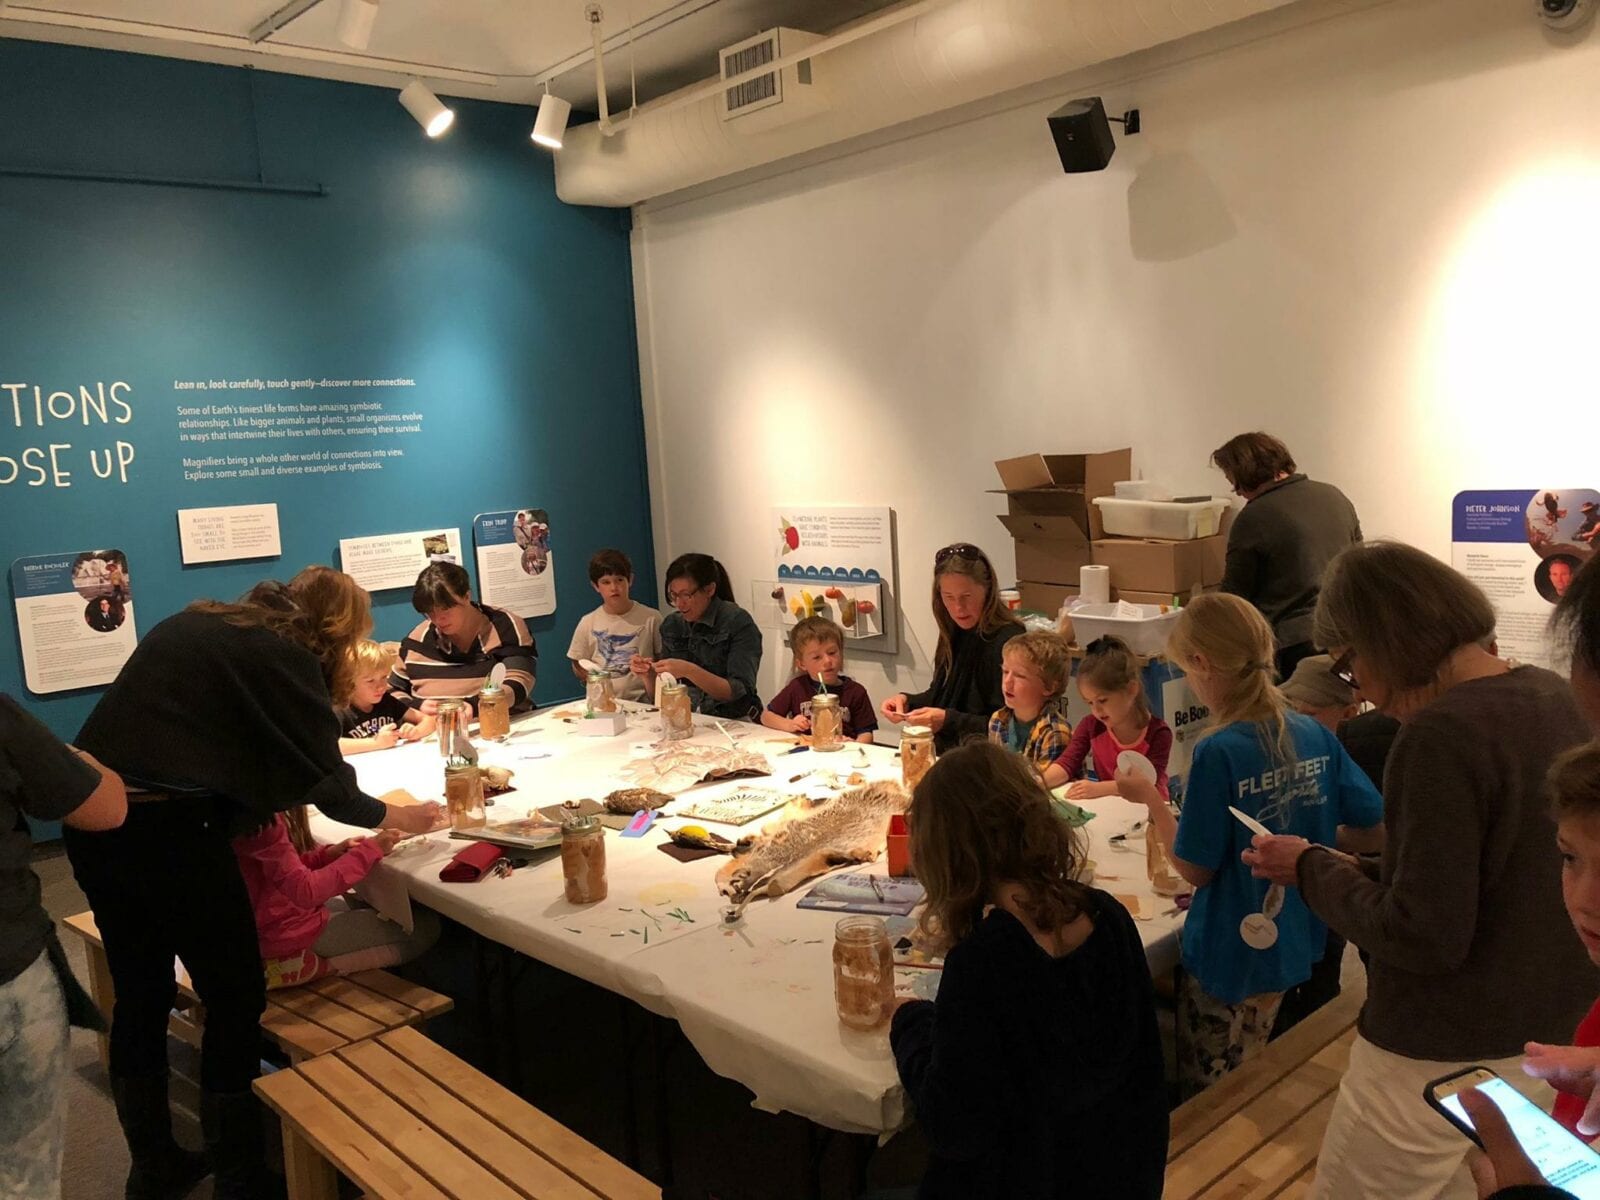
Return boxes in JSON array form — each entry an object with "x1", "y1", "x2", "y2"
[
  {"x1": 1112, "y1": 481, "x2": 1175, "y2": 501},
  {"x1": 1068, "y1": 602, "x2": 1182, "y2": 657},
  {"x1": 1092, "y1": 496, "x2": 1229, "y2": 540}
]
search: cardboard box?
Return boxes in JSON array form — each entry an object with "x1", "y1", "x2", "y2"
[
  {"x1": 999, "y1": 514, "x2": 1093, "y2": 583},
  {"x1": 1091, "y1": 535, "x2": 1226, "y2": 594},
  {"x1": 1017, "y1": 580, "x2": 1080, "y2": 617},
  {"x1": 1202, "y1": 530, "x2": 1228, "y2": 587},
  {"x1": 990, "y1": 449, "x2": 1131, "y2": 540}
]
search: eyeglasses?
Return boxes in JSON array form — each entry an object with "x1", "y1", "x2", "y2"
[
  {"x1": 666, "y1": 584, "x2": 707, "y2": 604},
  {"x1": 934, "y1": 543, "x2": 984, "y2": 567},
  {"x1": 1328, "y1": 648, "x2": 1358, "y2": 690}
]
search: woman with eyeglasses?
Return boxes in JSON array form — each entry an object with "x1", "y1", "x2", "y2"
[
  {"x1": 880, "y1": 544, "x2": 1024, "y2": 752},
  {"x1": 631, "y1": 552, "x2": 763, "y2": 721},
  {"x1": 1241, "y1": 542, "x2": 1591, "y2": 1200}
]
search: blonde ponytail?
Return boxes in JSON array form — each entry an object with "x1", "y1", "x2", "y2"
[{"x1": 1167, "y1": 594, "x2": 1294, "y2": 767}]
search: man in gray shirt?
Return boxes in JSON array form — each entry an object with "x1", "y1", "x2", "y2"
[{"x1": 1211, "y1": 431, "x2": 1362, "y2": 679}]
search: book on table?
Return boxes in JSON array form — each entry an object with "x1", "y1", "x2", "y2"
[
  {"x1": 796, "y1": 872, "x2": 925, "y2": 917},
  {"x1": 449, "y1": 816, "x2": 563, "y2": 852}
]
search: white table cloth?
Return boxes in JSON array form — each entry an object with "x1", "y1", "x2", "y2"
[{"x1": 312, "y1": 704, "x2": 1185, "y2": 1136}]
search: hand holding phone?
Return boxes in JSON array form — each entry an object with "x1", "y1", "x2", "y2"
[{"x1": 1426, "y1": 1066, "x2": 1595, "y2": 1197}]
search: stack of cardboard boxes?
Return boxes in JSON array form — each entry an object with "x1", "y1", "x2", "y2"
[{"x1": 992, "y1": 448, "x2": 1230, "y2": 621}]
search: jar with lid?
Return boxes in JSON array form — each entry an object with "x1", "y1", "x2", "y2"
[
  {"x1": 660, "y1": 681, "x2": 694, "y2": 741},
  {"x1": 435, "y1": 699, "x2": 469, "y2": 758},
  {"x1": 561, "y1": 814, "x2": 608, "y2": 904},
  {"x1": 585, "y1": 669, "x2": 618, "y2": 716},
  {"x1": 809, "y1": 693, "x2": 844, "y2": 752},
  {"x1": 832, "y1": 916, "x2": 895, "y2": 1030},
  {"x1": 900, "y1": 725, "x2": 936, "y2": 792},
  {"x1": 477, "y1": 684, "x2": 511, "y2": 741},
  {"x1": 444, "y1": 760, "x2": 486, "y2": 830}
]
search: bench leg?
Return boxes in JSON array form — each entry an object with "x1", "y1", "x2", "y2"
[
  {"x1": 281, "y1": 1125, "x2": 339, "y2": 1200},
  {"x1": 83, "y1": 942, "x2": 115, "y2": 1073}
]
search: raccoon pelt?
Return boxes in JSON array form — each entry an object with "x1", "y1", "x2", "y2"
[{"x1": 715, "y1": 780, "x2": 908, "y2": 902}]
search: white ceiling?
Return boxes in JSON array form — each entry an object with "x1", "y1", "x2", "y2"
[{"x1": 0, "y1": 0, "x2": 903, "y2": 110}]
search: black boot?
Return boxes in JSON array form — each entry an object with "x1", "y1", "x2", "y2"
[
  {"x1": 109, "y1": 1074, "x2": 211, "y2": 1200},
  {"x1": 201, "y1": 1089, "x2": 283, "y2": 1200}
]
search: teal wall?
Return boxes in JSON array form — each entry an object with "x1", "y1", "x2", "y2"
[{"x1": 0, "y1": 40, "x2": 653, "y2": 743}]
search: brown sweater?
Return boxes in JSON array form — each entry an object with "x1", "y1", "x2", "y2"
[{"x1": 1298, "y1": 667, "x2": 1596, "y2": 1061}]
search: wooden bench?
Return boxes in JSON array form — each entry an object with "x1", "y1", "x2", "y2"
[
  {"x1": 61, "y1": 911, "x2": 453, "y2": 1067},
  {"x1": 255, "y1": 1026, "x2": 661, "y2": 1200},
  {"x1": 1166, "y1": 982, "x2": 1365, "y2": 1199}
]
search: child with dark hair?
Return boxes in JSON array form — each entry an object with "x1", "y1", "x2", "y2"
[
  {"x1": 567, "y1": 549, "x2": 661, "y2": 701},
  {"x1": 891, "y1": 742, "x2": 1167, "y2": 1199},
  {"x1": 1042, "y1": 636, "x2": 1171, "y2": 798},
  {"x1": 762, "y1": 616, "x2": 876, "y2": 742}
]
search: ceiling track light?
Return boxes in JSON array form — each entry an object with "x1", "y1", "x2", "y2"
[
  {"x1": 532, "y1": 89, "x2": 572, "y2": 151},
  {"x1": 336, "y1": 0, "x2": 379, "y2": 50},
  {"x1": 399, "y1": 79, "x2": 454, "y2": 138}
]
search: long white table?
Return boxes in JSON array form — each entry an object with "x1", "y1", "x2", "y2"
[{"x1": 312, "y1": 704, "x2": 1185, "y2": 1136}]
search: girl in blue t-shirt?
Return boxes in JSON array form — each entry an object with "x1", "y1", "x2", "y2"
[{"x1": 1118, "y1": 593, "x2": 1383, "y2": 1098}]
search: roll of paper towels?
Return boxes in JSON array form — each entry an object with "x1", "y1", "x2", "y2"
[{"x1": 1080, "y1": 564, "x2": 1111, "y2": 605}]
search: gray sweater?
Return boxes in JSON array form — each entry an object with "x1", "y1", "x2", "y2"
[
  {"x1": 1298, "y1": 667, "x2": 1596, "y2": 1061},
  {"x1": 1219, "y1": 474, "x2": 1361, "y2": 649}
]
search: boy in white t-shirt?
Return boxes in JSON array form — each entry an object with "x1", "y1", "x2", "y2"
[{"x1": 567, "y1": 549, "x2": 662, "y2": 702}]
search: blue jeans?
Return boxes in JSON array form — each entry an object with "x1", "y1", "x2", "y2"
[{"x1": 0, "y1": 950, "x2": 69, "y2": 1200}]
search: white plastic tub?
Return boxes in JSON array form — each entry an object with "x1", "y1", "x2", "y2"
[
  {"x1": 1069, "y1": 602, "x2": 1182, "y2": 657},
  {"x1": 1112, "y1": 480, "x2": 1174, "y2": 501},
  {"x1": 1093, "y1": 496, "x2": 1229, "y2": 540}
]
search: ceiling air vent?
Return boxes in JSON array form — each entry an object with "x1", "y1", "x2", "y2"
[{"x1": 719, "y1": 27, "x2": 826, "y2": 131}]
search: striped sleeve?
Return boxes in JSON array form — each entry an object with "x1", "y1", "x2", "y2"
[{"x1": 483, "y1": 606, "x2": 538, "y2": 709}]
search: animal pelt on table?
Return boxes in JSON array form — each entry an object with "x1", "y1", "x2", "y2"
[
  {"x1": 715, "y1": 780, "x2": 908, "y2": 902},
  {"x1": 620, "y1": 744, "x2": 772, "y2": 794}
]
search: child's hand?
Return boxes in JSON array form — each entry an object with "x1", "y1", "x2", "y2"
[
  {"x1": 790, "y1": 713, "x2": 811, "y2": 733},
  {"x1": 397, "y1": 722, "x2": 428, "y2": 743},
  {"x1": 372, "y1": 724, "x2": 400, "y2": 750},
  {"x1": 327, "y1": 838, "x2": 360, "y2": 860},
  {"x1": 1064, "y1": 779, "x2": 1107, "y2": 800},
  {"x1": 1114, "y1": 770, "x2": 1165, "y2": 810},
  {"x1": 371, "y1": 829, "x2": 405, "y2": 855}
]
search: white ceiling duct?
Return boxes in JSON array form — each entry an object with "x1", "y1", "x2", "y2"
[{"x1": 554, "y1": 0, "x2": 1302, "y2": 208}]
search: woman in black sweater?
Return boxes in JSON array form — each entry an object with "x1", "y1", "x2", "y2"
[
  {"x1": 881, "y1": 543, "x2": 1023, "y2": 751},
  {"x1": 64, "y1": 566, "x2": 442, "y2": 1200},
  {"x1": 890, "y1": 742, "x2": 1167, "y2": 1199}
]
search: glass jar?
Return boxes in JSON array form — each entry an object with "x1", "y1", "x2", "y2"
[
  {"x1": 832, "y1": 916, "x2": 895, "y2": 1031},
  {"x1": 810, "y1": 693, "x2": 844, "y2": 752},
  {"x1": 436, "y1": 699, "x2": 468, "y2": 758},
  {"x1": 444, "y1": 760, "x2": 486, "y2": 830},
  {"x1": 561, "y1": 814, "x2": 608, "y2": 904},
  {"x1": 586, "y1": 669, "x2": 618, "y2": 716},
  {"x1": 901, "y1": 725, "x2": 936, "y2": 792},
  {"x1": 660, "y1": 681, "x2": 694, "y2": 741},
  {"x1": 477, "y1": 685, "x2": 511, "y2": 741},
  {"x1": 1146, "y1": 819, "x2": 1184, "y2": 897}
]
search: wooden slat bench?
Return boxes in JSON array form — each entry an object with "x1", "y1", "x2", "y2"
[
  {"x1": 62, "y1": 910, "x2": 452, "y2": 1067},
  {"x1": 255, "y1": 1026, "x2": 661, "y2": 1200},
  {"x1": 1166, "y1": 982, "x2": 1365, "y2": 1199}
]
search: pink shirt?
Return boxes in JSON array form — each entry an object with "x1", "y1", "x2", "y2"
[
  {"x1": 232, "y1": 814, "x2": 384, "y2": 958},
  {"x1": 1052, "y1": 715, "x2": 1173, "y2": 799}
]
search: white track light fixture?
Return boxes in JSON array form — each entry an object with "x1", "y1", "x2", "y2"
[
  {"x1": 399, "y1": 80, "x2": 454, "y2": 138},
  {"x1": 336, "y1": 0, "x2": 379, "y2": 49},
  {"x1": 532, "y1": 91, "x2": 572, "y2": 150}
]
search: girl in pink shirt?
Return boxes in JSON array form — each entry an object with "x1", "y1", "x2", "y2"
[
  {"x1": 1043, "y1": 636, "x2": 1172, "y2": 800},
  {"x1": 232, "y1": 807, "x2": 437, "y2": 988}
]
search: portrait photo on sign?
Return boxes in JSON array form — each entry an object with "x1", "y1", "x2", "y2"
[
  {"x1": 1535, "y1": 553, "x2": 1582, "y2": 604},
  {"x1": 69, "y1": 549, "x2": 131, "y2": 602},
  {"x1": 1525, "y1": 488, "x2": 1600, "y2": 558},
  {"x1": 516, "y1": 509, "x2": 551, "y2": 576},
  {"x1": 84, "y1": 595, "x2": 126, "y2": 633}
]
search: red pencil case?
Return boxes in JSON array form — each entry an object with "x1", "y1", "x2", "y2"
[{"x1": 439, "y1": 841, "x2": 504, "y2": 883}]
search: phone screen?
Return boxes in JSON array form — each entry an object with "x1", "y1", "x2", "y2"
[{"x1": 1441, "y1": 1076, "x2": 1600, "y2": 1198}]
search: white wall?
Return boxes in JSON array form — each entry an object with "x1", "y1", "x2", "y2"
[{"x1": 632, "y1": 0, "x2": 1600, "y2": 714}]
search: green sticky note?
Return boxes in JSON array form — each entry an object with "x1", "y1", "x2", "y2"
[{"x1": 1049, "y1": 797, "x2": 1097, "y2": 828}]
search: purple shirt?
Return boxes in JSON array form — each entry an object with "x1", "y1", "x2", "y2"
[{"x1": 766, "y1": 675, "x2": 878, "y2": 737}]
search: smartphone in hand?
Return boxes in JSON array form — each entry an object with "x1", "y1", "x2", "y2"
[{"x1": 1425, "y1": 1065, "x2": 1600, "y2": 1196}]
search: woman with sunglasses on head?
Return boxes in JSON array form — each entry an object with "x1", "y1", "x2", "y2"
[
  {"x1": 631, "y1": 552, "x2": 763, "y2": 721},
  {"x1": 1242, "y1": 542, "x2": 1592, "y2": 1200},
  {"x1": 881, "y1": 544, "x2": 1024, "y2": 752}
]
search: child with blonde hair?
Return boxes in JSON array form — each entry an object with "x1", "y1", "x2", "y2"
[
  {"x1": 1117, "y1": 593, "x2": 1382, "y2": 1096},
  {"x1": 339, "y1": 640, "x2": 434, "y2": 754},
  {"x1": 1042, "y1": 635, "x2": 1171, "y2": 798},
  {"x1": 987, "y1": 630, "x2": 1074, "y2": 769},
  {"x1": 762, "y1": 616, "x2": 877, "y2": 742}
]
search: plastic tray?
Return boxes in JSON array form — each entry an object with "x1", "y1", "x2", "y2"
[
  {"x1": 1092, "y1": 496, "x2": 1228, "y2": 540},
  {"x1": 1069, "y1": 602, "x2": 1182, "y2": 657},
  {"x1": 1112, "y1": 481, "x2": 1174, "y2": 501}
]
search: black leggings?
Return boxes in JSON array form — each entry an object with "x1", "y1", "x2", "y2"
[{"x1": 64, "y1": 798, "x2": 266, "y2": 1093}]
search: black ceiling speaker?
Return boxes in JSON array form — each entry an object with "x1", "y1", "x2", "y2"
[{"x1": 1047, "y1": 97, "x2": 1140, "y2": 174}]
